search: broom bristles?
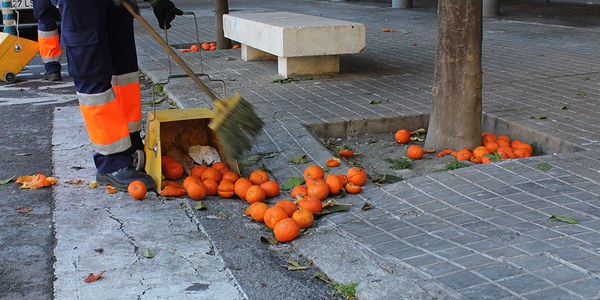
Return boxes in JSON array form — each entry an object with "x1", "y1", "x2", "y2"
[{"x1": 209, "y1": 94, "x2": 264, "y2": 161}]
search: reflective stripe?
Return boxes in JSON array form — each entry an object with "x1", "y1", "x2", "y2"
[
  {"x1": 94, "y1": 135, "x2": 131, "y2": 156},
  {"x1": 78, "y1": 89, "x2": 116, "y2": 106},
  {"x1": 78, "y1": 92, "x2": 131, "y2": 155},
  {"x1": 38, "y1": 31, "x2": 62, "y2": 62},
  {"x1": 111, "y1": 71, "x2": 139, "y2": 87},
  {"x1": 38, "y1": 29, "x2": 59, "y2": 38},
  {"x1": 112, "y1": 72, "x2": 142, "y2": 133}
]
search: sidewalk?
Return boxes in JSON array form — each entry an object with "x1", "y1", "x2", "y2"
[
  {"x1": 133, "y1": 0, "x2": 600, "y2": 298},
  {"x1": 53, "y1": 0, "x2": 600, "y2": 299}
]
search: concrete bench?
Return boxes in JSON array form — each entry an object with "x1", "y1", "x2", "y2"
[{"x1": 223, "y1": 11, "x2": 366, "y2": 77}]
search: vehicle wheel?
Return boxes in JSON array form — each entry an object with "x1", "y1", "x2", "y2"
[
  {"x1": 132, "y1": 149, "x2": 145, "y2": 171},
  {"x1": 4, "y1": 72, "x2": 16, "y2": 83}
]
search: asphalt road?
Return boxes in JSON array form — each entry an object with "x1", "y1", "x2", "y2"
[{"x1": 0, "y1": 58, "x2": 75, "y2": 299}]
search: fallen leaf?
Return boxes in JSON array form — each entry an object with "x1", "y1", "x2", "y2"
[
  {"x1": 0, "y1": 176, "x2": 15, "y2": 185},
  {"x1": 361, "y1": 202, "x2": 373, "y2": 211},
  {"x1": 282, "y1": 258, "x2": 311, "y2": 271},
  {"x1": 272, "y1": 78, "x2": 294, "y2": 84},
  {"x1": 217, "y1": 211, "x2": 228, "y2": 219},
  {"x1": 575, "y1": 91, "x2": 587, "y2": 97},
  {"x1": 288, "y1": 153, "x2": 309, "y2": 165},
  {"x1": 404, "y1": 30, "x2": 413, "y2": 35},
  {"x1": 94, "y1": 248, "x2": 104, "y2": 254},
  {"x1": 65, "y1": 179, "x2": 84, "y2": 185},
  {"x1": 530, "y1": 114, "x2": 547, "y2": 120},
  {"x1": 194, "y1": 201, "x2": 207, "y2": 210},
  {"x1": 89, "y1": 182, "x2": 100, "y2": 188},
  {"x1": 282, "y1": 177, "x2": 305, "y2": 190},
  {"x1": 549, "y1": 215, "x2": 578, "y2": 224},
  {"x1": 381, "y1": 28, "x2": 394, "y2": 32},
  {"x1": 142, "y1": 248, "x2": 156, "y2": 258},
  {"x1": 370, "y1": 174, "x2": 403, "y2": 184},
  {"x1": 70, "y1": 166, "x2": 85, "y2": 170},
  {"x1": 560, "y1": 105, "x2": 569, "y2": 110},
  {"x1": 314, "y1": 270, "x2": 331, "y2": 284},
  {"x1": 16, "y1": 207, "x2": 32, "y2": 213},
  {"x1": 314, "y1": 205, "x2": 350, "y2": 218},
  {"x1": 83, "y1": 271, "x2": 105, "y2": 283},
  {"x1": 369, "y1": 99, "x2": 381, "y2": 104},
  {"x1": 537, "y1": 162, "x2": 552, "y2": 171},
  {"x1": 259, "y1": 235, "x2": 278, "y2": 245},
  {"x1": 14, "y1": 153, "x2": 32, "y2": 156}
]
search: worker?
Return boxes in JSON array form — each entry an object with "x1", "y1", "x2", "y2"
[
  {"x1": 33, "y1": 0, "x2": 62, "y2": 81},
  {"x1": 54, "y1": 0, "x2": 183, "y2": 191}
]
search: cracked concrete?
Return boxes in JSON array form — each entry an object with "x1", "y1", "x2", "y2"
[{"x1": 52, "y1": 107, "x2": 246, "y2": 299}]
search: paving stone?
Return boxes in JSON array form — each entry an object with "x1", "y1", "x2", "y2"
[
  {"x1": 509, "y1": 255, "x2": 560, "y2": 272},
  {"x1": 563, "y1": 278, "x2": 600, "y2": 299},
  {"x1": 403, "y1": 254, "x2": 443, "y2": 269},
  {"x1": 458, "y1": 283, "x2": 515, "y2": 300},
  {"x1": 523, "y1": 288, "x2": 580, "y2": 300},
  {"x1": 549, "y1": 247, "x2": 595, "y2": 261},
  {"x1": 419, "y1": 261, "x2": 463, "y2": 277},
  {"x1": 436, "y1": 270, "x2": 489, "y2": 291},
  {"x1": 435, "y1": 246, "x2": 475, "y2": 260},
  {"x1": 498, "y1": 274, "x2": 551, "y2": 295},
  {"x1": 473, "y1": 263, "x2": 523, "y2": 281},
  {"x1": 484, "y1": 246, "x2": 527, "y2": 260},
  {"x1": 388, "y1": 246, "x2": 426, "y2": 261},
  {"x1": 454, "y1": 254, "x2": 495, "y2": 269},
  {"x1": 536, "y1": 265, "x2": 587, "y2": 285},
  {"x1": 514, "y1": 240, "x2": 557, "y2": 255}
]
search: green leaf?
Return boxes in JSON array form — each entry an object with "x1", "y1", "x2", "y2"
[
  {"x1": 370, "y1": 174, "x2": 403, "y2": 184},
  {"x1": 313, "y1": 271, "x2": 331, "y2": 284},
  {"x1": 403, "y1": 30, "x2": 413, "y2": 35},
  {"x1": 272, "y1": 78, "x2": 294, "y2": 84},
  {"x1": 444, "y1": 160, "x2": 470, "y2": 171},
  {"x1": 282, "y1": 177, "x2": 305, "y2": 190},
  {"x1": 484, "y1": 152, "x2": 502, "y2": 162},
  {"x1": 505, "y1": 166, "x2": 515, "y2": 171},
  {"x1": 369, "y1": 99, "x2": 381, "y2": 105},
  {"x1": 322, "y1": 166, "x2": 330, "y2": 173},
  {"x1": 153, "y1": 84, "x2": 164, "y2": 94},
  {"x1": 537, "y1": 162, "x2": 552, "y2": 171},
  {"x1": 575, "y1": 91, "x2": 587, "y2": 97},
  {"x1": 336, "y1": 145, "x2": 353, "y2": 151},
  {"x1": 549, "y1": 215, "x2": 578, "y2": 224},
  {"x1": 530, "y1": 114, "x2": 547, "y2": 120},
  {"x1": 530, "y1": 142, "x2": 542, "y2": 156},
  {"x1": 142, "y1": 248, "x2": 155, "y2": 258},
  {"x1": 288, "y1": 153, "x2": 309, "y2": 165},
  {"x1": 259, "y1": 235, "x2": 278, "y2": 245},
  {"x1": 314, "y1": 205, "x2": 350, "y2": 218},
  {"x1": 194, "y1": 201, "x2": 207, "y2": 210},
  {"x1": 287, "y1": 258, "x2": 302, "y2": 267},
  {"x1": 0, "y1": 175, "x2": 15, "y2": 185},
  {"x1": 14, "y1": 153, "x2": 31, "y2": 156},
  {"x1": 384, "y1": 157, "x2": 412, "y2": 170},
  {"x1": 329, "y1": 282, "x2": 358, "y2": 298}
]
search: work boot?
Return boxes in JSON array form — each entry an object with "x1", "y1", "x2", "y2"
[
  {"x1": 96, "y1": 166, "x2": 156, "y2": 191},
  {"x1": 44, "y1": 72, "x2": 62, "y2": 81}
]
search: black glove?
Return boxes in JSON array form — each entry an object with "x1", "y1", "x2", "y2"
[
  {"x1": 151, "y1": 0, "x2": 183, "y2": 29},
  {"x1": 112, "y1": 0, "x2": 139, "y2": 14}
]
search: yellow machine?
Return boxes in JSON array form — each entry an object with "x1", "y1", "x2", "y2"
[
  {"x1": 144, "y1": 107, "x2": 239, "y2": 192},
  {"x1": 0, "y1": 32, "x2": 38, "y2": 83}
]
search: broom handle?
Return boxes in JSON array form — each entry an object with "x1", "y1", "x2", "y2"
[{"x1": 122, "y1": 1, "x2": 219, "y2": 101}]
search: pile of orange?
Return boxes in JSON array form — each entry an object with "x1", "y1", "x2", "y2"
[
  {"x1": 437, "y1": 132, "x2": 534, "y2": 164},
  {"x1": 243, "y1": 164, "x2": 368, "y2": 243}
]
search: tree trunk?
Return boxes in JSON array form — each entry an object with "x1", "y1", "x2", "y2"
[
  {"x1": 424, "y1": 0, "x2": 483, "y2": 151},
  {"x1": 214, "y1": 0, "x2": 231, "y2": 49}
]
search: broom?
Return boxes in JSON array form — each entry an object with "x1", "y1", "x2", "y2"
[{"x1": 122, "y1": 2, "x2": 263, "y2": 161}]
